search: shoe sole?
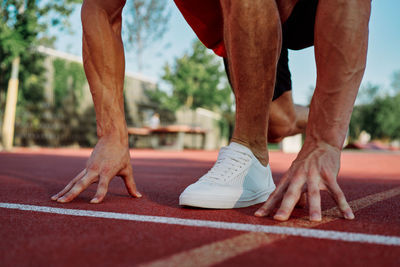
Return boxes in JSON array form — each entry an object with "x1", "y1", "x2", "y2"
[{"x1": 179, "y1": 186, "x2": 275, "y2": 209}]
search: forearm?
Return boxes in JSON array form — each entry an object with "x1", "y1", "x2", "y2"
[
  {"x1": 305, "y1": 0, "x2": 371, "y2": 149},
  {"x1": 81, "y1": 0, "x2": 128, "y2": 142}
]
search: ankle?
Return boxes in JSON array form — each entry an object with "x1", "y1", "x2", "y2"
[
  {"x1": 230, "y1": 138, "x2": 269, "y2": 166},
  {"x1": 252, "y1": 151, "x2": 269, "y2": 166}
]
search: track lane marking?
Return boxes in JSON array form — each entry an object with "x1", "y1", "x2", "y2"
[
  {"x1": 139, "y1": 186, "x2": 400, "y2": 267},
  {"x1": 1, "y1": 191, "x2": 400, "y2": 248}
]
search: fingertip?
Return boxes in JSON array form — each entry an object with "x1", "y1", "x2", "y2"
[
  {"x1": 90, "y1": 198, "x2": 99, "y2": 204},
  {"x1": 273, "y1": 211, "x2": 288, "y2": 221},
  {"x1": 273, "y1": 215, "x2": 286, "y2": 221},
  {"x1": 57, "y1": 197, "x2": 67, "y2": 203},
  {"x1": 126, "y1": 182, "x2": 141, "y2": 198},
  {"x1": 51, "y1": 195, "x2": 57, "y2": 201},
  {"x1": 344, "y1": 211, "x2": 355, "y2": 220},
  {"x1": 310, "y1": 213, "x2": 322, "y2": 222},
  {"x1": 127, "y1": 187, "x2": 142, "y2": 198},
  {"x1": 90, "y1": 197, "x2": 103, "y2": 204},
  {"x1": 254, "y1": 211, "x2": 265, "y2": 217},
  {"x1": 254, "y1": 206, "x2": 269, "y2": 217}
]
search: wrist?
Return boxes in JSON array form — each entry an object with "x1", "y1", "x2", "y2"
[
  {"x1": 307, "y1": 91, "x2": 353, "y2": 149},
  {"x1": 306, "y1": 109, "x2": 349, "y2": 150},
  {"x1": 97, "y1": 120, "x2": 129, "y2": 145},
  {"x1": 300, "y1": 137, "x2": 341, "y2": 158},
  {"x1": 98, "y1": 132, "x2": 129, "y2": 147},
  {"x1": 305, "y1": 124, "x2": 347, "y2": 150}
]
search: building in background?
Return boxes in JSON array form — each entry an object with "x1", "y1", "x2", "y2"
[{"x1": 11, "y1": 47, "x2": 225, "y2": 149}]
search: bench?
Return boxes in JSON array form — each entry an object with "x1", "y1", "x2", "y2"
[{"x1": 127, "y1": 125, "x2": 207, "y2": 150}]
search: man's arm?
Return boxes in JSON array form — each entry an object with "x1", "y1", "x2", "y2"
[
  {"x1": 51, "y1": 0, "x2": 141, "y2": 203},
  {"x1": 256, "y1": 0, "x2": 371, "y2": 221}
]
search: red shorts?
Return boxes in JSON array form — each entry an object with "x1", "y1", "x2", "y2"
[{"x1": 174, "y1": 0, "x2": 226, "y2": 58}]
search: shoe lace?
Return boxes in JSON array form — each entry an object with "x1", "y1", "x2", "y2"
[{"x1": 201, "y1": 148, "x2": 251, "y2": 183}]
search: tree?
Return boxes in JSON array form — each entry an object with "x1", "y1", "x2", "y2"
[
  {"x1": 391, "y1": 70, "x2": 400, "y2": 95},
  {"x1": 0, "y1": 0, "x2": 80, "y2": 63},
  {"x1": 148, "y1": 40, "x2": 234, "y2": 139},
  {"x1": 349, "y1": 72, "x2": 400, "y2": 141},
  {"x1": 1, "y1": 0, "x2": 82, "y2": 148},
  {"x1": 356, "y1": 82, "x2": 380, "y2": 105},
  {"x1": 1, "y1": 0, "x2": 82, "y2": 102},
  {"x1": 123, "y1": 0, "x2": 170, "y2": 71},
  {"x1": 159, "y1": 40, "x2": 232, "y2": 111}
]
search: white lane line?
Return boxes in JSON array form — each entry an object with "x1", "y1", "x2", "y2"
[{"x1": 1, "y1": 202, "x2": 399, "y2": 246}]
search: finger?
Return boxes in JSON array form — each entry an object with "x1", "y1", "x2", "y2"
[
  {"x1": 274, "y1": 180, "x2": 304, "y2": 221},
  {"x1": 57, "y1": 172, "x2": 97, "y2": 203},
  {"x1": 90, "y1": 175, "x2": 111, "y2": 204},
  {"x1": 307, "y1": 180, "x2": 322, "y2": 221},
  {"x1": 328, "y1": 182, "x2": 355, "y2": 220},
  {"x1": 120, "y1": 166, "x2": 142, "y2": 198},
  {"x1": 51, "y1": 169, "x2": 86, "y2": 200},
  {"x1": 255, "y1": 182, "x2": 288, "y2": 217}
]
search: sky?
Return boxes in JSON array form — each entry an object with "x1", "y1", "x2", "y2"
[{"x1": 53, "y1": 0, "x2": 400, "y2": 106}]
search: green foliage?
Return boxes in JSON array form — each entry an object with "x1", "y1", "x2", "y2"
[
  {"x1": 146, "y1": 87, "x2": 180, "y2": 112},
  {"x1": 349, "y1": 72, "x2": 400, "y2": 141},
  {"x1": 391, "y1": 70, "x2": 400, "y2": 94},
  {"x1": 18, "y1": 52, "x2": 46, "y2": 104},
  {"x1": 159, "y1": 40, "x2": 232, "y2": 112},
  {"x1": 1, "y1": 0, "x2": 84, "y2": 146},
  {"x1": 53, "y1": 59, "x2": 86, "y2": 107},
  {"x1": 356, "y1": 82, "x2": 380, "y2": 105},
  {"x1": 148, "y1": 40, "x2": 234, "y2": 140},
  {"x1": 0, "y1": 0, "x2": 81, "y2": 64},
  {"x1": 12, "y1": 56, "x2": 93, "y2": 147},
  {"x1": 1, "y1": 0, "x2": 81, "y2": 111}
]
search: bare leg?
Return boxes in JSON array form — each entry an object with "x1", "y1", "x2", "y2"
[
  {"x1": 222, "y1": 0, "x2": 307, "y2": 145},
  {"x1": 220, "y1": 0, "x2": 282, "y2": 166},
  {"x1": 223, "y1": 58, "x2": 309, "y2": 144}
]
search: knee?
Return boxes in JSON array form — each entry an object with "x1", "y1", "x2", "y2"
[
  {"x1": 268, "y1": 103, "x2": 297, "y2": 143},
  {"x1": 220, "y1": 0, "x2": 280, "y2": 23},
  {"x1": 268, "y1": 122, "x2": 296, "y2": 143},
  {"x1": 321, "y1": 0, "x2": 371, "y2": 16}
]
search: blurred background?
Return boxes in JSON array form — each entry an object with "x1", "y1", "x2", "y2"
[{"x1": 1, "y1": 0, "x2": 399, "y2": 151}]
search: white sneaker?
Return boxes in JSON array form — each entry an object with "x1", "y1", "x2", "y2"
[{"x1": 179, "y1": 142, "x2": 275, "y2": 209}]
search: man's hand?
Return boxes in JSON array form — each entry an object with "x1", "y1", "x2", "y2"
[
  {"x1": 255, "y1": 141, "x2": 354, "y2": 221},
  {"x1": 51, "y1": 136, "x2": 141, "y2": 203}
]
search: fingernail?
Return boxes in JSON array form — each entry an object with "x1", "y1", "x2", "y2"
[
  {"x1": 254, "y1": 211, "x2": 264, "y2": 217},
  {"x1": 345, "y1": 211, "x2": 355, "y2": 220},
  {"x1": 311, "y1": 213, "x2": 321, "y2": 222},
  {"x1": 136, "y1": 192, "x2": 142, "y2": 198},
  {"x1": 57, "y1": 197, "x2": 66, "y2": 203},
  {"x1": 90, "y1": 198, "x2": 98, "y2": 204},
  {"x1": 51, "y1": 195, "x2": 57, "y2": 200},
  {"x1": 273, "y1": 211, "x2": 286, "y2": 221}
]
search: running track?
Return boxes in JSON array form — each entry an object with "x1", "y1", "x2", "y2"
[{"x1": 0, "y1": 148, "x2": 399, "y2": 266}]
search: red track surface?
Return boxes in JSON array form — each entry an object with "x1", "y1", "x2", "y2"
[{"x1": 0, "y1": 148, "x2": 399, "y2": 266}]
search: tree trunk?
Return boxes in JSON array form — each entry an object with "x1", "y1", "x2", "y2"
[{"x1": 2, "y1": 57, "x2": 20, "y2": 150}]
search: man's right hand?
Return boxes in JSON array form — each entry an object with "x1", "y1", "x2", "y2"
[
  {"x1": 255, "y1": 140, "x2": 354, "y2": 221},
  {"x1": 51, "y1": 136, "x2": 141, "y2": 203}
]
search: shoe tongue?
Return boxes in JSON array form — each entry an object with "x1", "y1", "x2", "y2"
[{"x1": 228, "y1": 142, "x2": 253, "y2": 156}]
